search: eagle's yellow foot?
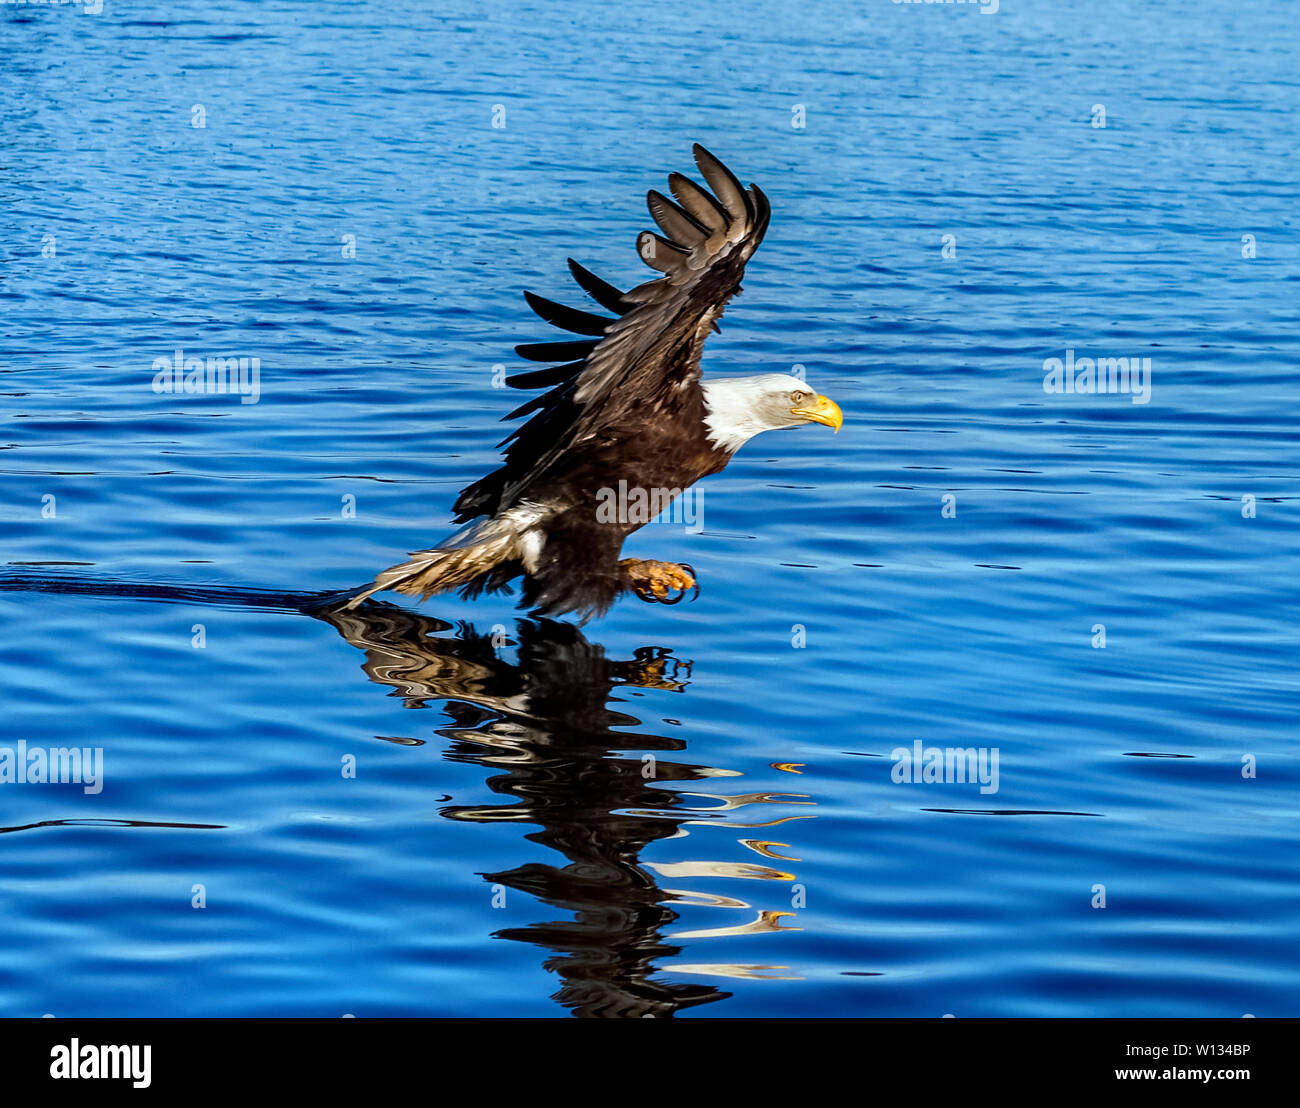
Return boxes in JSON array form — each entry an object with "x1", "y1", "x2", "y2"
[{"x1": 619, "y1": 559, "x2": 699, "y2": 605}]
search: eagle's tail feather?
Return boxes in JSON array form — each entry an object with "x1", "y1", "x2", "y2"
[{"x1": 344, "y1": 516, "x2": 525, "y2": 610}]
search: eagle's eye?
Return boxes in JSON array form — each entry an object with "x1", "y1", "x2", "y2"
[{"x1": 791, "y1": 390, "x2": 807, "y2": 405}]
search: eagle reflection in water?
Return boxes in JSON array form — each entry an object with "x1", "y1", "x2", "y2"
[
  {"x1": 313, "y1": 598, "x2": 792, "y2": 1018},
  {"x1": 2, "y1": 572, "x2": 805, "y2": 1017}
]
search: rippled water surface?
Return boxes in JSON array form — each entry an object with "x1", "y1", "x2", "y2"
[{"x1": 2, "y1": 0, "x2": 1298, "y2": 1017}]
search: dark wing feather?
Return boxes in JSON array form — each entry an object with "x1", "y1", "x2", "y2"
[
  {"x1": 522, "y1": 291, "x2": 611, "y2": 336},
  {"x1": 567, "y1": 258, "x2": 633, "y2": 314},
  {"x1": 667, "y1": 171, "x2": 730, "y2": 232},
  {"x1": 514, "y1": 339, "x2": 600, "y2": 363},
  {"x1": 453, "y1": 144, "x2": 771, "y2": 523},
  {"x1": 647, "y1": 189, "x2": 708, "y2": 248},
  {"x1": 503, "y1": 359, "x2": 586, "y2": 391},
  {"x1": 503, "y1": 386, "x2": 564, "y2": 422}
]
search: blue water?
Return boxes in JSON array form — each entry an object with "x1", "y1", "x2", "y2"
[{"x1": 2, "y1": 0, "x2": 1298, "y2": 1017}]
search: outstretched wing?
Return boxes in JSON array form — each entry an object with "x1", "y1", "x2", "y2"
[{"x1": 453, "y1": 144, "x2": 771, "y2": 523}]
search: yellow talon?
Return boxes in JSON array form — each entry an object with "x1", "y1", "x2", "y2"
[{"x1": 620, "y1": 558, "x2": 699, "y2": 605}]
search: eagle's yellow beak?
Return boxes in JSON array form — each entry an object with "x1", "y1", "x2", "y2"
[{"x1": 792, "y1": 393, "x2": 843, "y2": 432}]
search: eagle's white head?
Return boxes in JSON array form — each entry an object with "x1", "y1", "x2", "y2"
[{"x1": 700, "y1": 373, "x2": 843, "y2": 453}]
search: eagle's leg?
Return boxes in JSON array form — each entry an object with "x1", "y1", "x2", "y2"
[{"x1": 619, "y1": 558, "x2": 699, "y2": 605}]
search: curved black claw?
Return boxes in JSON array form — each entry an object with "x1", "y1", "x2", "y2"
[
  {"x1": 632, "y1": 585, "x2": 671, "y2": 605},
  {"x1": 625, "y1": 561, "x2": 700, "y2": 605},
  {"x1": 656, "y1": 563, "x2": 699, "y2": 605}
]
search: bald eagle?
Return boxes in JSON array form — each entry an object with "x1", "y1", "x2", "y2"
[{"x1": 348, "y1": 145, "x2": 842, "y2": 620}]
